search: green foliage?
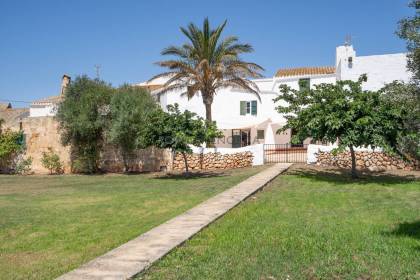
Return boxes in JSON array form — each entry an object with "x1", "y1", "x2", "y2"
[
  {"x1": 0, "y1": 128, "x2": 24, "y2": 172},
  {"x1": 397, "y1": 0, "x2": 420, "y2": 83},
  {"x1": 379, "y1": 81, "x2": 420, "y2": 161},
  {"x1": 394, "y1": 1, "x2": 420, "y2": 162},
  {"x1": 41, "y1": 148, "x2": 63, "y2": 175},
  {"x1": 144, "y1": 104, "x2": 222, "y2": 173},
  {"x1": 108, "y1": 85, "x2": 157, "y2": 172},
  {"x1": 13, "y1": 156, "x2": 32, "y2": 175},
  {"x1": 274, "y1": 75, "x2": 407, "y2": 177},
  {"x1": 56, "y1": 75, "x2": 113, "y2": 173}
]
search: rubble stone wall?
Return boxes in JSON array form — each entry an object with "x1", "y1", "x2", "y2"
[
  {"x1": 316, "y1": 151, "x2": 416, "y2": 171},
  {"x1": 173, "y1": 152, "x2": 253, "y2": 171},
  {"x1": 22, "y1": 117, "x2": 171, "y2": 174}
]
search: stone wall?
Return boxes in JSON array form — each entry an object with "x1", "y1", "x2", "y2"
[
  {"x1": 22, "y1": 116, "x2": 172, "y2": 174},
  {"x1": 316, "y1": 151, "x2": 416, "y2": 171},
  {"x1": 173, "y1": 152, "x2": 253, "y2": 171},
  {"x1": 101, "y1": 145, "x2": 172, "y2": 173},
  {"x1": 23, "y1": 117, "x2": 72, "y2": 173}
]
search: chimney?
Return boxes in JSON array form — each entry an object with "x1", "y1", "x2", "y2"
[{"x1": 61, "y1": 74, "x2": 71, "y2": 95}]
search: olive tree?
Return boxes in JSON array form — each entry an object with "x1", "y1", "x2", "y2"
[
  {"x1": 108, "y1": 85, "x2": 157, "y2": 172},
  {"x1": 56, "y1": 75, "x2": 113, "y2": 173}
]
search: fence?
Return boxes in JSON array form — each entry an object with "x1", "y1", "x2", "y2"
[{"x1": 263, "y1": 144, "x2": 308, "y2": 163}]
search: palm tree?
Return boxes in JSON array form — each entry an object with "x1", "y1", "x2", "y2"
[{"x1": 151, "y1": 18, "x2": 264, "y2": 123}]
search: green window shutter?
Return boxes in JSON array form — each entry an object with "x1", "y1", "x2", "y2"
[
  {"x1": 299, "y1": 78, "x2": 310, "y2": 91},
  {"x1": 251, "y1": 100, "x2": 257, "y2": 115},
  {"x1": 240, "y1": 101, "x2": 247, "y2": 115}
]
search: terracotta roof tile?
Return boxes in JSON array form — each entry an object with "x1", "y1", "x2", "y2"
[
  {"x1": 137, "y1": 84, "x2": 164, "y2": 92},
  {"x1": 275, "y1": 66, "x2": 336, "y2": 78},
  {"x1": 31, "y1": 95, "x2": 62, "y2": 105}
]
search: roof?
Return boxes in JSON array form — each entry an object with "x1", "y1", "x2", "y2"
[
  {"x1": 137, "y1": 84, "x2": 164, "y2": 92},
  {"x1": 275, "y1": 66, "x2": 336, "y2": 78},
  {"x1": 31, "y1": 95, "x2": 63, "y2": 106}
]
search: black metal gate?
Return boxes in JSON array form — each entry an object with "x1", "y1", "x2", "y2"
[{"x1": 264, "y1": 144, "x2": 308, "y2": 163}]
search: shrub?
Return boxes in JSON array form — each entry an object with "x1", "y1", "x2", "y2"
[
  {"x1": 0, "y1": 128, "x2": 23, "y2": 173},
  {"x1": 41, "y1": 148, "x2": 63, "y2": 174},
  {"x1": 13, "y1": 156, "x2": 32, "y2": 175}
]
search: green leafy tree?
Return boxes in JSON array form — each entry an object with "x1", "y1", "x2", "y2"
[
  {"x1": 56, "y1": 75, "x2": 113, "y2": 173},
  {"x1": 275, "y1": 75, "x2": 406, "y2": 178},
  {"x1": 392, "y1": 0, "x2": 420, "y2": 162},
  {"x1": 152, "y1": 18, "x2": 264, "y2": 144},
  {"x1": 108, "y1": 85, "x2": 157, "y2": 172},
  {"x1": 379, "y1": 81, "x2": 420, "y2": 162},
  {"x1": 41, "y1": 148, "x2": 63, "y2": 174},
  {"x1": 144, "y1": 104, "x2": 222, "y2": 174},
  {"x1": 397, "y1": 0, "x2": 420, "y2": 83}
]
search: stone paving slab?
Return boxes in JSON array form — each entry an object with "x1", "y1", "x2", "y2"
[{"x1": 57, "y1": 163, "x2": 292, "y2": 280}]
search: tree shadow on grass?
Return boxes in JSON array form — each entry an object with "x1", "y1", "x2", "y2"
[
  {"x1": 387, "y1": 220, "x2": 420, "y2": 240},
  {"x1": 155, "y1": 171, "x2": 228, "y2": 180},
  {"x1": 286, "y1": 166, "x2": 418, "y2": 186}
]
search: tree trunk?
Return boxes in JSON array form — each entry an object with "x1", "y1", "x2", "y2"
[
  {"x1": 349, "y1": 145, "x2": 358, "y2": 178},
  {"x1": 181, "y1": 151, "x2": 189, "y2": 175}
]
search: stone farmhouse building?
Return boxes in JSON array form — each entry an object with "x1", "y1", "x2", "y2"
[{"x1": 138, "y1": 44, "x2": 410, "y2": 148}]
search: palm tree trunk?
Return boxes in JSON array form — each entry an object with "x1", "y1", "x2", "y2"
[
  {"x1": 203, "y1": 95, "x2": 214, "y2": 147},
  {"x1": 205, "y1": 102, "x2": 212, "y2": 122}
]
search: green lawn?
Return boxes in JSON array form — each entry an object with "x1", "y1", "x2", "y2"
[
  {"x1": 0, "y1": 166, "x2": 266, "y2": 280},
  {"x1": 138, "y1": 165, "x2": 420, "y2": 280}
]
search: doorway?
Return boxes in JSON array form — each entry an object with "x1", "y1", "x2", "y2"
[{"x1": 232, "y1": 129, "x2": 251, "y2": 148}]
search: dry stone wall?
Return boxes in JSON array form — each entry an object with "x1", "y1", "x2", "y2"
[
  {"x1": 23, "y1": 117, "x2": 71, "y2": 174},
  {"x1": 100, "y1": 145, "x2": 172, "y2": 173},
  {"x1": 316, "y1": 151, "x2": 416, "y2": 171},
  {"x1": 173, "y1": 152, "x2": 253, "y2": 171},
  {"x1": 22, "y1": 116, "x2": 172, "y2": 174}
]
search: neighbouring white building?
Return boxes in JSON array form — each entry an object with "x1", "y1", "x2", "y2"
[
  {"x1": 138, "y1": 44, "x2": 410, "y2": 148},
  {"x1": 29, "y1": 74, "x2": 70, "y2": 117}
]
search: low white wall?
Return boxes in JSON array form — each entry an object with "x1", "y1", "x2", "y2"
[
  {"x1": 307, "y1": 144, "x2": 383, "y2": 164},
  {"x1": 190, "y1": 144, "x2": 264, "y2": 166}
]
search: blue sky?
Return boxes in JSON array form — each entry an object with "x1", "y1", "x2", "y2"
[{"x1": 0, "y1": 0, "x2": 413, "y2": 107}]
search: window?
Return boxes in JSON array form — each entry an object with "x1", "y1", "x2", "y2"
[
  {"x1": 298, "y1": 78, "x2": 310, "y2": 92},
  {"x1": 257, "y1": 130, "x2": 264, "y2": 139},
  {"x1": 240, "y1": 100, "x2": 257, "y2": 116},
  {"x1": 348, "y1": 56, "x2": 353, "y2": 68}
]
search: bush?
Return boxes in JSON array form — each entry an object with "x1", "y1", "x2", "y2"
[
  {"x1": 0, "y1": 128, "x2": 24, "y2": 173},
  {"x1": 41, "y1": 148, "x2": 63, "y2": 174},
  {"x1": 13, "y1": 156, "x2": 32, "y2": 175}
]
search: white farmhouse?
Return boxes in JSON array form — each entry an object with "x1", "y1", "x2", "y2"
[{"x1": 138, "y1": 44, "x2": 410, "y2": 148}]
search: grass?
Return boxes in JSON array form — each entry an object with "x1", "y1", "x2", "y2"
[
  {"x1": 138, "y1": 165, "x2": 420, "y2": 280},
  {"x1": 0, "y1": 166, "x2": 266, "y2": 280}
]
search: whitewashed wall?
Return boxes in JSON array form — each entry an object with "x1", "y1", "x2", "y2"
[
  {"x1": 29, "y1": 105, "x2": 57, "y2": 117},
  {"x1": 336, "y1": 45, "x2": 410, "y2": 90}
]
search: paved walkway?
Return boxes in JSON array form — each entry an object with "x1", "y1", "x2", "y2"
[{"x1": 57, "y1": 163, "x2": 292, "y2": 280}]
